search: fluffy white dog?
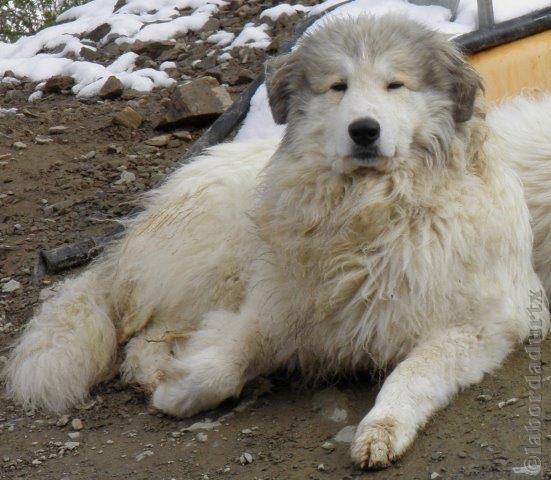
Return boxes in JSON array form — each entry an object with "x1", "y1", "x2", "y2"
[{"x1": 4, "y1": 15, "x2": 551, "y2": 469}]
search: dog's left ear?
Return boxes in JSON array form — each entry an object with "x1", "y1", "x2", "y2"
[
  {"x1": 265, "y1": 52, "x2": 296, "y2": 125},
  {"x1": 438, "y1": 44, "x2": 484, "y2": 123}
]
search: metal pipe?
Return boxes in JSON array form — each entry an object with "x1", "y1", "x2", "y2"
[{"x1": 477, "y1": 0, "x2": 495, "y2": 29}]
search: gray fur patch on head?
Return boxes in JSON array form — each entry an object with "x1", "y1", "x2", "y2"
[{"x1": 264, "y1": 14, "x2": 483, "y2": 125}]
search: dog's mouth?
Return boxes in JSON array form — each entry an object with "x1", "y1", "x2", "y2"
[{"x1": 351, "y1": 147, "x2": 381, "y2": 163}]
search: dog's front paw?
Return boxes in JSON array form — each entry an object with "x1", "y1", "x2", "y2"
[{"x1": 350, "y1": 417, "x2": 398, "y2": 469}]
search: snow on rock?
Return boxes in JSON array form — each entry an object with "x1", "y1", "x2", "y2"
[
  {"x1": 207, "y1": 30, "x2": 236, "y2": 47},
  {"x1": 0, "y1": 107, "x2": 18, "y2": 117},
  {"x1": 260, "y1": 3, "x2": 311, "y2": 21},
  {"x1": 234, "y1": 84, "x2": 284, "y2": 142},
  {"x1": 0, "y1": 0, "x2": 225, "y2": 98},
  {"x1": 28, "y1": 91, "x2": 44, "y2": 102},
  {"x1": 160, "y1": 61, "x2": 177, "y2": 70},
  {"x1": 228, "y1": 23, "x2": 272, "y2": 50}
]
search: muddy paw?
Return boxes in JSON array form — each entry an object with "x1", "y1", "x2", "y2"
[{"x1": 350, "y1": 420, "x2": 396, "y2": 469}]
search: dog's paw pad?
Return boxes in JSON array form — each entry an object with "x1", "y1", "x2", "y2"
[{"x1": 350, "y1": 421, "x2": 396, "y2": 469}]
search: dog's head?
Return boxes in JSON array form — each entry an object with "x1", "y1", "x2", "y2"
[{"x1": 265, "y1": 15, "x2": 483, "y2": 173}]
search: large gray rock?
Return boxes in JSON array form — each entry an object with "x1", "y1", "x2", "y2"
[{"x1": 157, "y1": 76, "x2": 232, "y2": 129}]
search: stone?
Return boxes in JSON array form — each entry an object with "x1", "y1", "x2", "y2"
[
  {"x1": 13, "y1": 142, "x2": 27, "y2": 150},
  {"x1": 196, "y1": 432, "x2": 208, "y2": 443},
  {"x1": 173, "y1": 130, "x2": 192, "y2": 141},
  {"x1": 79, "y1": 47, "x2": 100, "y2": 62},
  {"x1": 182, "y1": 420, "x2": 221, "y2": 432},
  {"x1": 498, "y1": 397, "x2": 519, "y2": 408},
  {"x1": 157, "y1": 76, "x2": 232, "y2": 129},
  {"x1": 135, "y1": 450, "x2": 153, "y2": 462},
  {"x1": 80, "y1": 150, "x2": 96, "y2": 160},
  {"x1": 71, "y1": 418, "x2": 83, "y2": 430},
  {"x1": 145, "y1": 134, "x2": 171, "y2": 147},
  {"x1": 158, "y1": 43, "x2": 187, "y2": 62},
  {"x1": 239, "y1": 452, "x2": 253, "y2": 464},
  {"x1": 312, "y1": 387, "x2": 349, "y2": 423},
  {"x1": 56, "y1": 415, "x2": 70, "y2": 427},
  {"x1": 44, "y1": 75, "x2": 75, "y2": 94},
  {"x1": 99, "y1": 76, "x2": 123, "y2": 99},
  {"x1": 48, "y1": 125, "x2": 69, "y2": 134},
  {"x1": 107, "y1": 144, "x2": 123, "y2": 154},
  {"x1": 334, "y1": 425, "x2": 356, "y2": 444},
  {"x1": 63, "y1": 441, "x2": 80, "y2": 450},
  {"x1": 68, "y1": 432, "x2": 81, "y2": 440},
  {"x1": 115, "y1": 170, "x2": 136, "y2": 185},
  {"x1": 35, "y1": 135, "x2": 53, "y2": 144},
  {"x1": 86, "y1": 23, "x2": 111, "y2": 42},
  {"x1": 2, "y1": 279, "x2": 21, "y2": 293},
  {"x1": 321, "y1": 441, "x2": 335, "y2": 452},
  {"x1": 131, "y1": 41, "x2": 175, "y2": 59},
  {"x1": 477, "y1": 394, "x2": 492, "y2": 402},
  {"x1": 112, "y1": 107, "x2": 143, "y2": 129}
]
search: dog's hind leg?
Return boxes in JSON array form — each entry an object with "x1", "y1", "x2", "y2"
[
  {"x1": 350, "y1": 323, "x2": 522, "y2": 469},
  {"x1": 120, "y1": 324, "x2": 184, "y2": 394},
  {"x1": 150, "y1": 305, "x2": 277, "y2": 418}
]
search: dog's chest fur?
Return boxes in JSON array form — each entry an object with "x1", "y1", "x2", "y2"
[{"x1": 255, "y1": 151, "x2": 513, "y2": 374}]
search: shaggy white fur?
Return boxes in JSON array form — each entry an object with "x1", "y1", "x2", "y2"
[{"x1": 4, "y1": 16, "x2": 550, "y2": 470}]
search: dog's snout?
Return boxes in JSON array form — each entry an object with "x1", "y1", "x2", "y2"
[{"x1": 348, "y1": 118, "x2": 380, "y2": 147}]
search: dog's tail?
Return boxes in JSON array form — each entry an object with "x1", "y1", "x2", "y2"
[{"x1": 2, "y1": 266, "x2": 117, "y2": 413}]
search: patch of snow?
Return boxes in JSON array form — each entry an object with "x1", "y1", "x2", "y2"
[
  {"x1": 260, "y1": 3, "x2": 311, "y2": 21},
  {"x1": 234, "y1": 84, "x2": 284, "y2": 142},
  {"x1": 207, "y1": 30, "x2": 235, "y2": 47},
  {"x1": 28, "y1": 91, "x2": 43, "y2": 102},
  {"x1": 218, "y1": 52, "x2": 232, "y2": 62},
  {"x1": 228, "y1": 23, "x2": 271, "y2": 50},
  {"x1": 1, "y1": 77, "x2": 20, "y2": 85},
  {"x1": 0, "y1": 107, "x2": 18, "y2": 117},
  {"x1": 160, "y1": 61, "x2": 177, "y2": 70}
]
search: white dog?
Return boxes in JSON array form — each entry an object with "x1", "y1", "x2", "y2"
[{"x1": 4, "y1": 15, "x2": 551, "y2": 469}]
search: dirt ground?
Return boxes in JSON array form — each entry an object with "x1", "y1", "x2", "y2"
[{"x1": 1, "y1": 5, "x2": 550, "y2": 479}]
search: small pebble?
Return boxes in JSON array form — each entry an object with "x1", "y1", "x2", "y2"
[
  {"x1": 71, "y1": 418, "x2": 83, "y2": 430},
  {"x1": 321, "y1": 441, "x2": 335, "y2": 452},
  {"x1": 239, "y1": 452, "x2": 253, "y2": 464},
  {"x1": 498, "y1": 397, "x2": 519, "y2": 408},
  {"x1": 48, "y1": 125, "x2": 69, "y2": 134}
]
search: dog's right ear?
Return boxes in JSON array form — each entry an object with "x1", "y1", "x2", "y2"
[{"x1": 265, "y1": 52, "x2": 296, "y2": 125}]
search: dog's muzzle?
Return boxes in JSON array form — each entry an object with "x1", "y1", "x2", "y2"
[{"x1": 348, "y1": 117, "x2": 381, "y2": 163}]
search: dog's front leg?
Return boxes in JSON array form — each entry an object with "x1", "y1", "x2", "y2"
[{"x1": 351, "y1": 325, "x2": 514, "y2": 469}]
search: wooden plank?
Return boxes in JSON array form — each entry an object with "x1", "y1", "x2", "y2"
[{"x1": 469, "y1": 30, "x2": 551, "y2": 103}]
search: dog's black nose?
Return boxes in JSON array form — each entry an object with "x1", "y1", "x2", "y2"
[{"x1": 348, "y1": 118, "x2": 380, "y2": 146}]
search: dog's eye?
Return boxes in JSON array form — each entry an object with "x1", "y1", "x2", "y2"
[
  {"x1": 387, "y1": 81, "x2": 404, "y2": 90},
  {"x1": 330, "y1": 82, "x2": 348, "y2": 92}
]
